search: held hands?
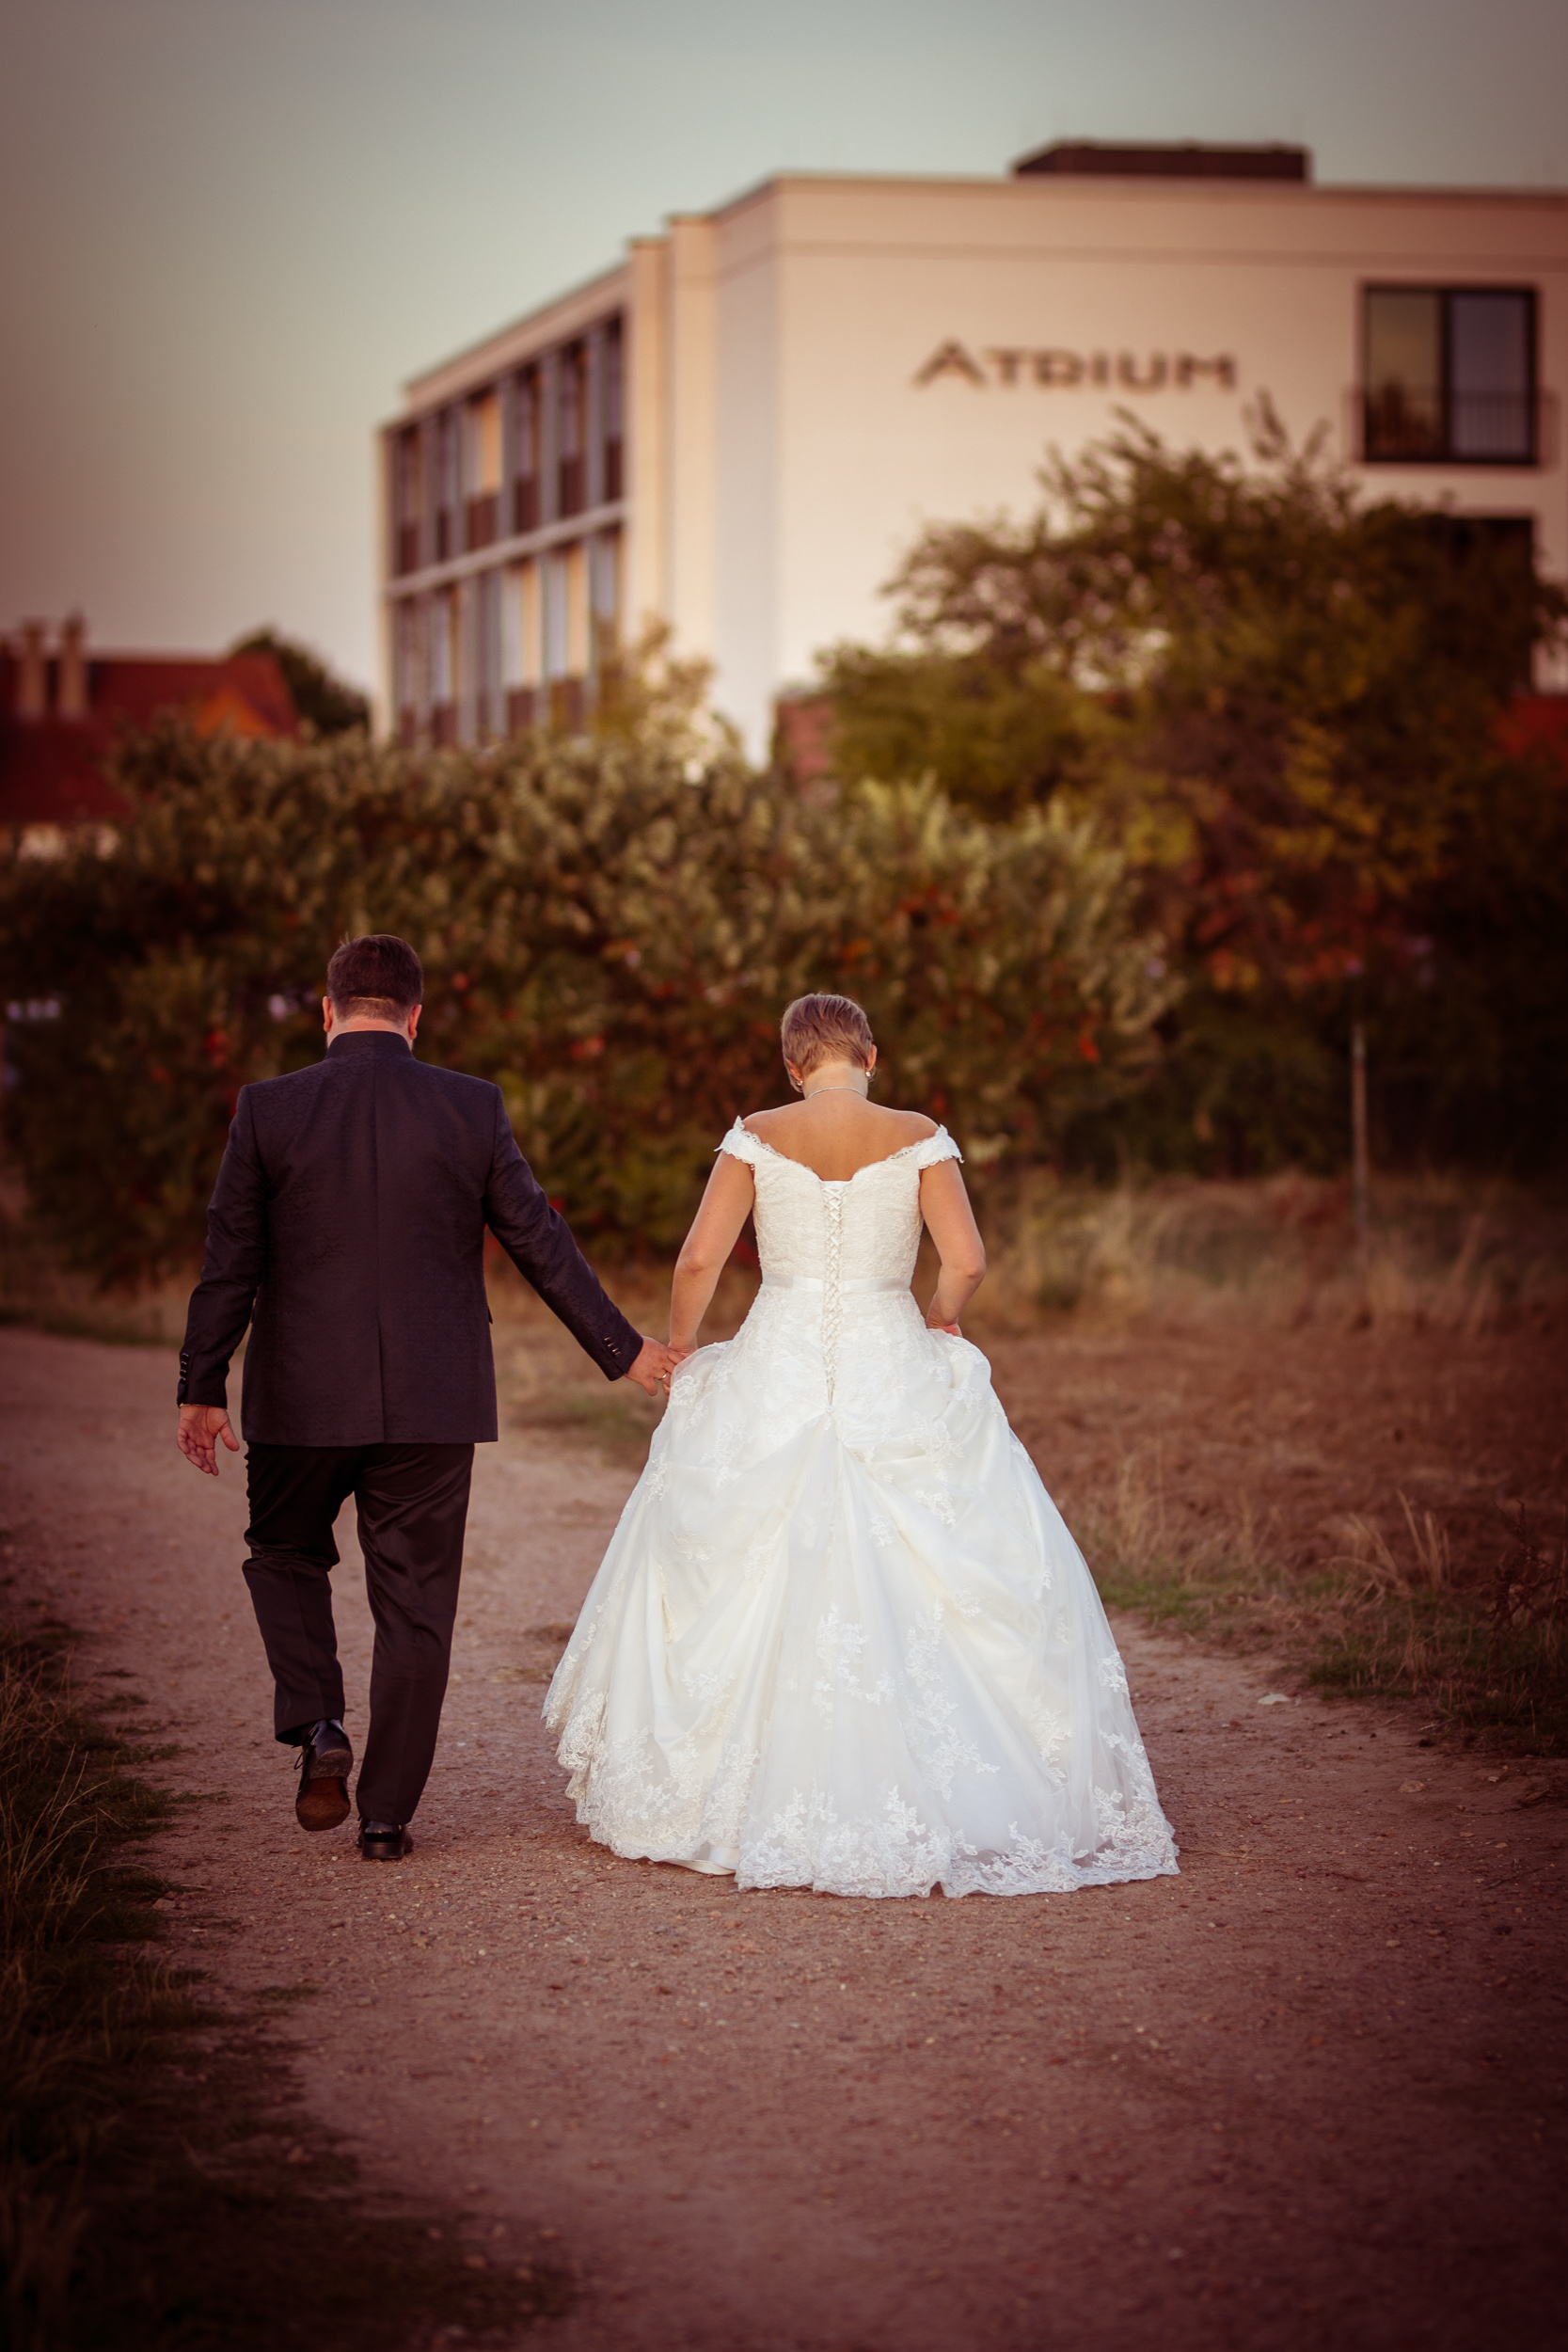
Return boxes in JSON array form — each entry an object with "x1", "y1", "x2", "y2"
[
  {"x1": 177, "y1": 1405, "x2": 240, "y2": 1476},
  {"x1": 625, "y1": 1337, "x2": 690, "y2": 1397}
]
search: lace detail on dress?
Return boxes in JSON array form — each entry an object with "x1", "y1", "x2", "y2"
[
  {"x1": 814, "y1": 1607, "x2": 896, "y2": 1715},
  {"x1": 901, "y1": 1606, "x2": 996, "y2": 1797},
  {"x1": 716, "y1": 1118, "x2": 767, "y2": 1168},
  {"x1": 741, "y1": 1784, "x2": 951, "y2": 1899}
]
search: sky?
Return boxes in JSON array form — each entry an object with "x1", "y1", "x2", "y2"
[{"x1": 2, "y1": 0, "x2": 1564, "y2": 695}]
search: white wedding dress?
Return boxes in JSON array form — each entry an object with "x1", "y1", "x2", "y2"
[{"x1": 544, "y1": 1121, "x2": 1178, "y2": 1899}]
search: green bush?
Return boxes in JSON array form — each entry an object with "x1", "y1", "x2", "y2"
[{"x1": 0, "y1": 696, "x2": 1171, "y2": 1288}]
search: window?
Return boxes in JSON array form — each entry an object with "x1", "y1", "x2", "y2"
[
  {"x1": 435, "y1": 408, "x2": 460, "y2": 560},
  {"x1": 393, "y1": 599, "x2": 423, "y2": 739},
  {"x1": 1363, "y1": 286, "x2": 1537, "y2": 464},
  {"x1": 589, "y1": 531, "x2": 620, "y2": 669},
  {"x1": 542, "y1": 551, "x2": 570, "y2": 682},
  {"x1": 512, "y1": 369, "x2": 540, "y2": 533},
  {"x1": 473, "y1": 568, "x2": 503, "y2": 737},
  {"x1": 502, "y1": 564, "x2": 535, "y2": 735},
  {"x1": 429, "y1": 590, "x2": 457, "y2": 743},
  {"x1": 603, "y1": 317, "x2": 624, "y2": 501},
  {"x1": 464, "y1": 391, "x2": 501, "y2": 552},
  {"x1": 558, "y1": 344, "x2": 586, "y2": 517},
  {"x1": 393, "y1": 431, "x2": 423, "y2": 575}
]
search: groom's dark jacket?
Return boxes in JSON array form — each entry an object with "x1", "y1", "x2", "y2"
[{"x1": 178, "y1": 1029, "x2": 641, "y2": 1446}]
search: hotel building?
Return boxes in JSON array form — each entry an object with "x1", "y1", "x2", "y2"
[{"x1": 380, "y1": 142, "x2": 1567, "y2": 755}]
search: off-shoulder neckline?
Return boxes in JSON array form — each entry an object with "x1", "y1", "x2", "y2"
[{"x1": 726, "y1": 1115, "x2": 953, "y2": 1186}]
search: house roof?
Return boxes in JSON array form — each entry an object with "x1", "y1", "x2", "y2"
[{"x1": 0, "y1": 650, "x2": 297, "y2": 829}]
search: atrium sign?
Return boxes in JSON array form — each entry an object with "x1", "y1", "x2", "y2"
[{"x1": 914, "y1": 340, "x2": 1238, "y2": 391}]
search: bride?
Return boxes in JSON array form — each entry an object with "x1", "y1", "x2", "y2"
[{"x1": 545, "y1": 993, "x2": 1178, "y2": 1899}]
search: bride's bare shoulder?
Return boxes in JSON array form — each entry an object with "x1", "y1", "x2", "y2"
[
  {"x1": 742, "y1": 1103, "x2": 797, "y2": 1140},
  {"x1": 883, "y1": 1106, "x2": 939, "y2": 1143},
  {"x1": 857, "y1": 1105, "x2": 940, "y2": 1149}
]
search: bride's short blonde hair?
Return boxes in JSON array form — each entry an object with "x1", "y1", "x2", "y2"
[{"x1": 780, "y1": 993, "x2": 875, "y2": 1078}]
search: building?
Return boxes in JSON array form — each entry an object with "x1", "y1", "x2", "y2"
[
  {"x1": 0, "y1": 617, "x2": 297, "y2": 847},
  {"x1": 380, "y1": 141, "x2": 1568, "y2": 756}
]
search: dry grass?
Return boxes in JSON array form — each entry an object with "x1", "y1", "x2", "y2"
[
  {"x1": 964, "y1": 1166, "x2": 1568, "y2": 1340},
  {"x1": 1084, "y1": 1466, "x2": 1568, "y2": 1752}
]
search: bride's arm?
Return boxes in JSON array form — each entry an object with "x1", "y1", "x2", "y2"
[
  {"x1": 669, "y1": 1156, "x2": 756, "y2": 1353},
  {"x1": 919, "y1": 1163, "x2": 988, "y2": 1334}
]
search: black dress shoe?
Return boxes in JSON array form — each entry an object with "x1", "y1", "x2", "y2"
[
  {"x1": 294, "y1": 1720, "x2": 353, "y2": 1833},
  {"x1": 358, "y1": 1820, "x2": 412, "y2": 1861}
]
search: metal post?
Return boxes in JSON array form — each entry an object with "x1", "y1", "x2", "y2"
[{"x1": 1351, "y1": 1019, "x2": 1370, "y2": 1278}]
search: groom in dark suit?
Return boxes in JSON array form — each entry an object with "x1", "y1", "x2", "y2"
[{"x1": 176, "y1": 933, "x2": 674, "y2": 1859}]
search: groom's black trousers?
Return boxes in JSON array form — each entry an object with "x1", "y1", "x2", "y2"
[{"x1": 243, "y1": 1441, "x2": 474, "y2": 1825}]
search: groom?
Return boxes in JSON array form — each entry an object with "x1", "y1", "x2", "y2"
[{"x1": 176, "y1": 932, "x2": 675, "y2": 1860}]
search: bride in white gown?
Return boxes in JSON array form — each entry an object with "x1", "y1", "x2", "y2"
[{"x1": 545, "y1": 993, "x2": 1178, "y2": 1899}]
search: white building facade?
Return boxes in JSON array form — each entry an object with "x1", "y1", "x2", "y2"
[{"x1": 381, "y1": 144, "x2": 1567, "y2": 755}]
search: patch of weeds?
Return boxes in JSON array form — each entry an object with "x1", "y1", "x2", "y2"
[
  {"x1": 1094, "y1": 1472, "x2": 1568, "y2": 1756},
  {"x1": 1309, "y1": 1597, "x2": 1568, "y2": 1754},
  {"x1": 1307, "y1": 1500, "x2": 1568, "y2": 1753},
  {"x1": 0, "y1": 1620, "x2": 577, "y2": 2350},
  {"x1": 1085, "y1": 1454, "x2": 1307, "y2": 1647}
]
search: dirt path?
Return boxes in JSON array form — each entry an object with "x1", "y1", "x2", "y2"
[{"x1": 3, "y1": 1325, "x2": 1565, "y2": 2352}]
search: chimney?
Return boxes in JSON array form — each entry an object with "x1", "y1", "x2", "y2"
[
  {"x1": 58, "y1": 612, "x2": 88, "y2": 720},
  {"x1": 16, "y1": 621, "x2": 47, "y2": 720}
]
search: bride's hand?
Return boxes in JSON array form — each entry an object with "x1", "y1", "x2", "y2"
[{"x1": 928, "y1": 1320, "x2": 962, "y2": 1338}]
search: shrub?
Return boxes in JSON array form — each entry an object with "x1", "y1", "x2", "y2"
[{"x1": 0, "y1": 700, "x2": 1170, "y2": 1286}]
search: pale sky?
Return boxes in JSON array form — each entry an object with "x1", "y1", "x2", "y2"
[{"x1": 2, "y1": 0, "x2": 1563, "y2": 692}]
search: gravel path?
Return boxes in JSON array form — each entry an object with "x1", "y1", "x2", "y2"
[{"x1": 3, "y1": 1325, "x2": 1564, "y2": 2351}]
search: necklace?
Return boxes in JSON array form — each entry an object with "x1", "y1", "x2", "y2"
[{"x1": 803, "y1": 1082, "x2": 868, "y2": 1099}]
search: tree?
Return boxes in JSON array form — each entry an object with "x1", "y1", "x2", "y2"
[
  {"x1": 230, "y1": 628, "x2": 371, "y2": 736},
  {"x1": 816, "y1": 414, "x2": 1568, "y2": 1172}
]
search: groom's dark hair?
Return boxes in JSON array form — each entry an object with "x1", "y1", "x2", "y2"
[{"x1": 327, "y1": 933, "x2": 424, "y2": 1020}]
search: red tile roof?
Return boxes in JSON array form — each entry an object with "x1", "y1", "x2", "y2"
[{"x1": 0, "y1": 649, "x2": 297, "y2": 829}]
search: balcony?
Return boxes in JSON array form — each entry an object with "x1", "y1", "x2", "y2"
[{"x1": 1356, "y1": 387, "x2": 1547, "y2": 467}]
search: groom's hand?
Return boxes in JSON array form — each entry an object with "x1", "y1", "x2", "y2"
[
  {"x1": 178, "y1": 1405, "x2": 241, "y2": 1476},
  {"x1": 625, "y1": 1338, "x2": 681, "y2": 1396}
]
